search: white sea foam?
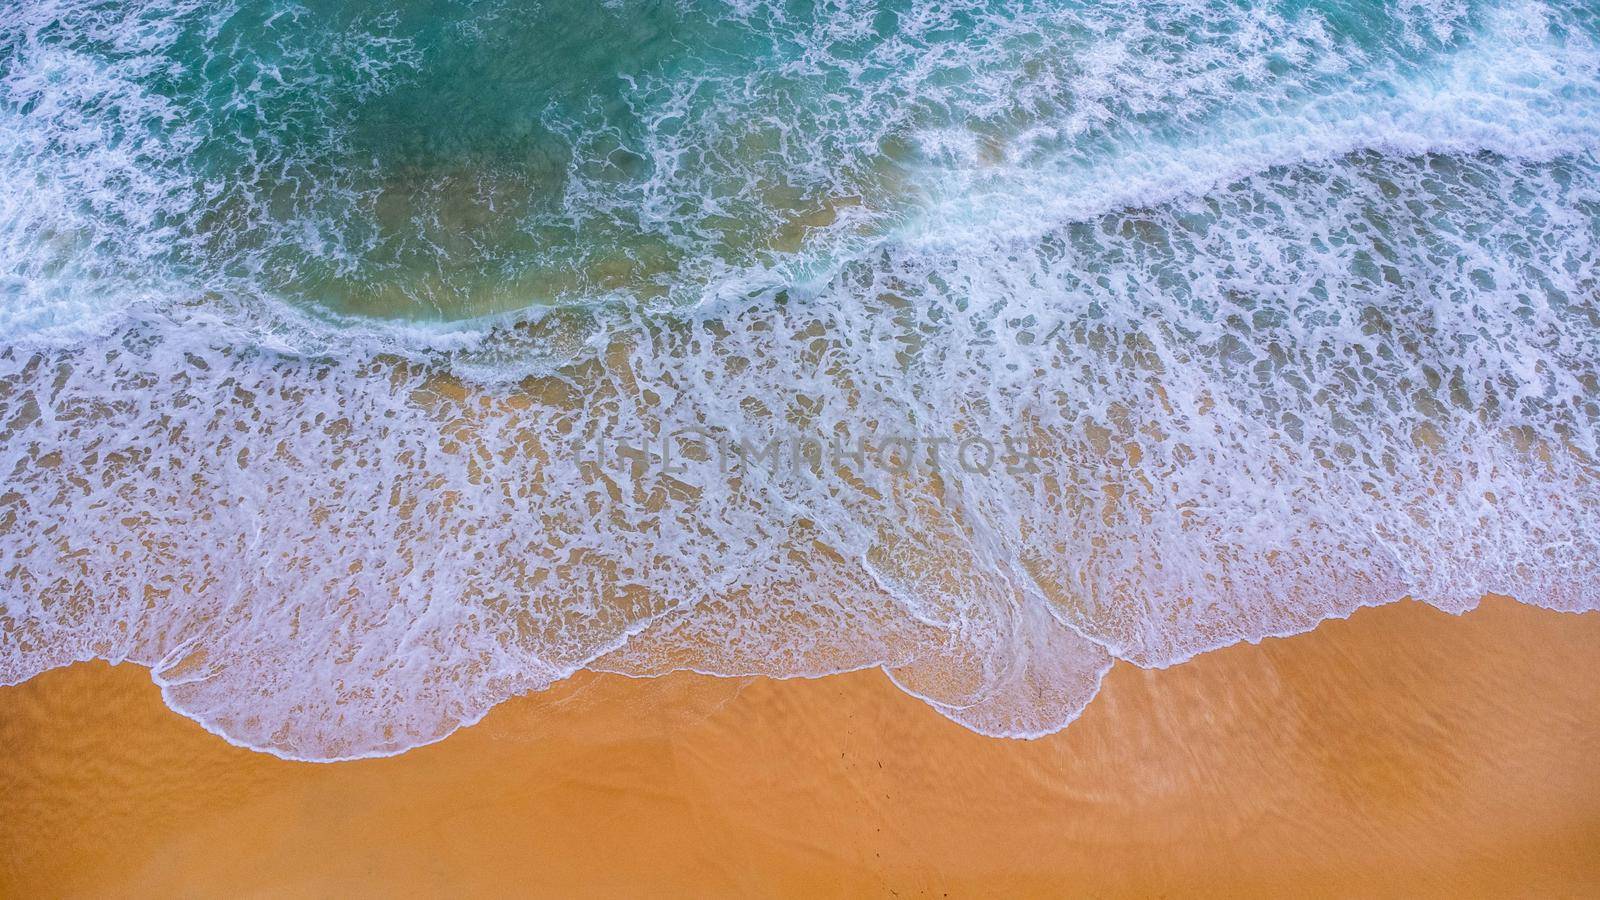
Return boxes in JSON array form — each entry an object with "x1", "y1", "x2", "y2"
[{"x1": 1, "y1": 0, "x2": 1598, "y2": 759}]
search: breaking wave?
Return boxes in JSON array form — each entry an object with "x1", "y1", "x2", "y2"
[{"x1": 2, "y1": 0, "x2": 1599, "y2": 759}]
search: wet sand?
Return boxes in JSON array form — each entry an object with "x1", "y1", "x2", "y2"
[{"x1": 2, "y1": 595, "x2": 1599, "y2": 897}]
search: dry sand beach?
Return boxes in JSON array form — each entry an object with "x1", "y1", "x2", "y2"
[{"x1": 3, "y1": 595, "x2": 1598, "y2": 897}]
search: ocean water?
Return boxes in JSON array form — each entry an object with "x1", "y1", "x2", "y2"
[{"x1": 1, "y1": 0, "x2": 1598, "y2": 759}]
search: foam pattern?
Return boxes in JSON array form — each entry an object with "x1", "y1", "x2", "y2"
[{"x1": 1, "y1": 0, "x2": 1598, "y2": 758}]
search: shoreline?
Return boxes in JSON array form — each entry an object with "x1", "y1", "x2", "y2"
[
  {"x1": 7, "y1": 592, "x2": 1580, "y2": 763},
  {"x1": 4, "y1": 595, "x2": 1600, "y2": 896}
]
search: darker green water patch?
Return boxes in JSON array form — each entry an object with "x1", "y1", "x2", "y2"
[
  {"x1": 146, "y1": 0, "x2": 916, "y2": 320},
  {"x1": 4, "y1": 0, "x2": 1521, "y2": 322}
]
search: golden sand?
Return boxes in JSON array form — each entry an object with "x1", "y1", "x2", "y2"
[{"x1": 2, "y1": 595, "x2": 1598, "y2": 897}]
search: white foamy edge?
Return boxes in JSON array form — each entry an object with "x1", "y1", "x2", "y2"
[{"x1": 8, "y1": 591, "x2": 1587, "y2": 762}]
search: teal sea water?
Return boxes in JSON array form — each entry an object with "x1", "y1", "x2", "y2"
[{"x1": 2, "y1": 0, "x2": 1599, "y2": 759}]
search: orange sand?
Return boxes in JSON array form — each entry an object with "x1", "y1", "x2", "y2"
[{"x1": 2, "y1": 596, "x2": 1599, "y2": 897}]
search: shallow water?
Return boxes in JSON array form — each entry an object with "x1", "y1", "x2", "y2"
[{"x1": 2, "y1": 0, "x2": 1599, "y2": 759}]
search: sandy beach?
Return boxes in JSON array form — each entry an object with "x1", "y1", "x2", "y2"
[
  {"x1": 5, "y1": 2, "x2": 1600, "y2": 896},
  {"x1": 2, "y1": 595, "x2": 1598, "y2": 897}
]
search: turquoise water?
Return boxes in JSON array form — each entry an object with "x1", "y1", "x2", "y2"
[
  {"x1": 11, "y1": 0, "x2": 1588, "y2": 321},
  {"x1": 2, "y1": 0, "x2": 1600, "y2": 759}
]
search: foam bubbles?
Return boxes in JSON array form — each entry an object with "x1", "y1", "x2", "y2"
[{"x1": 1, "y1": 0, "x2": 1598, "y2": 759}]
